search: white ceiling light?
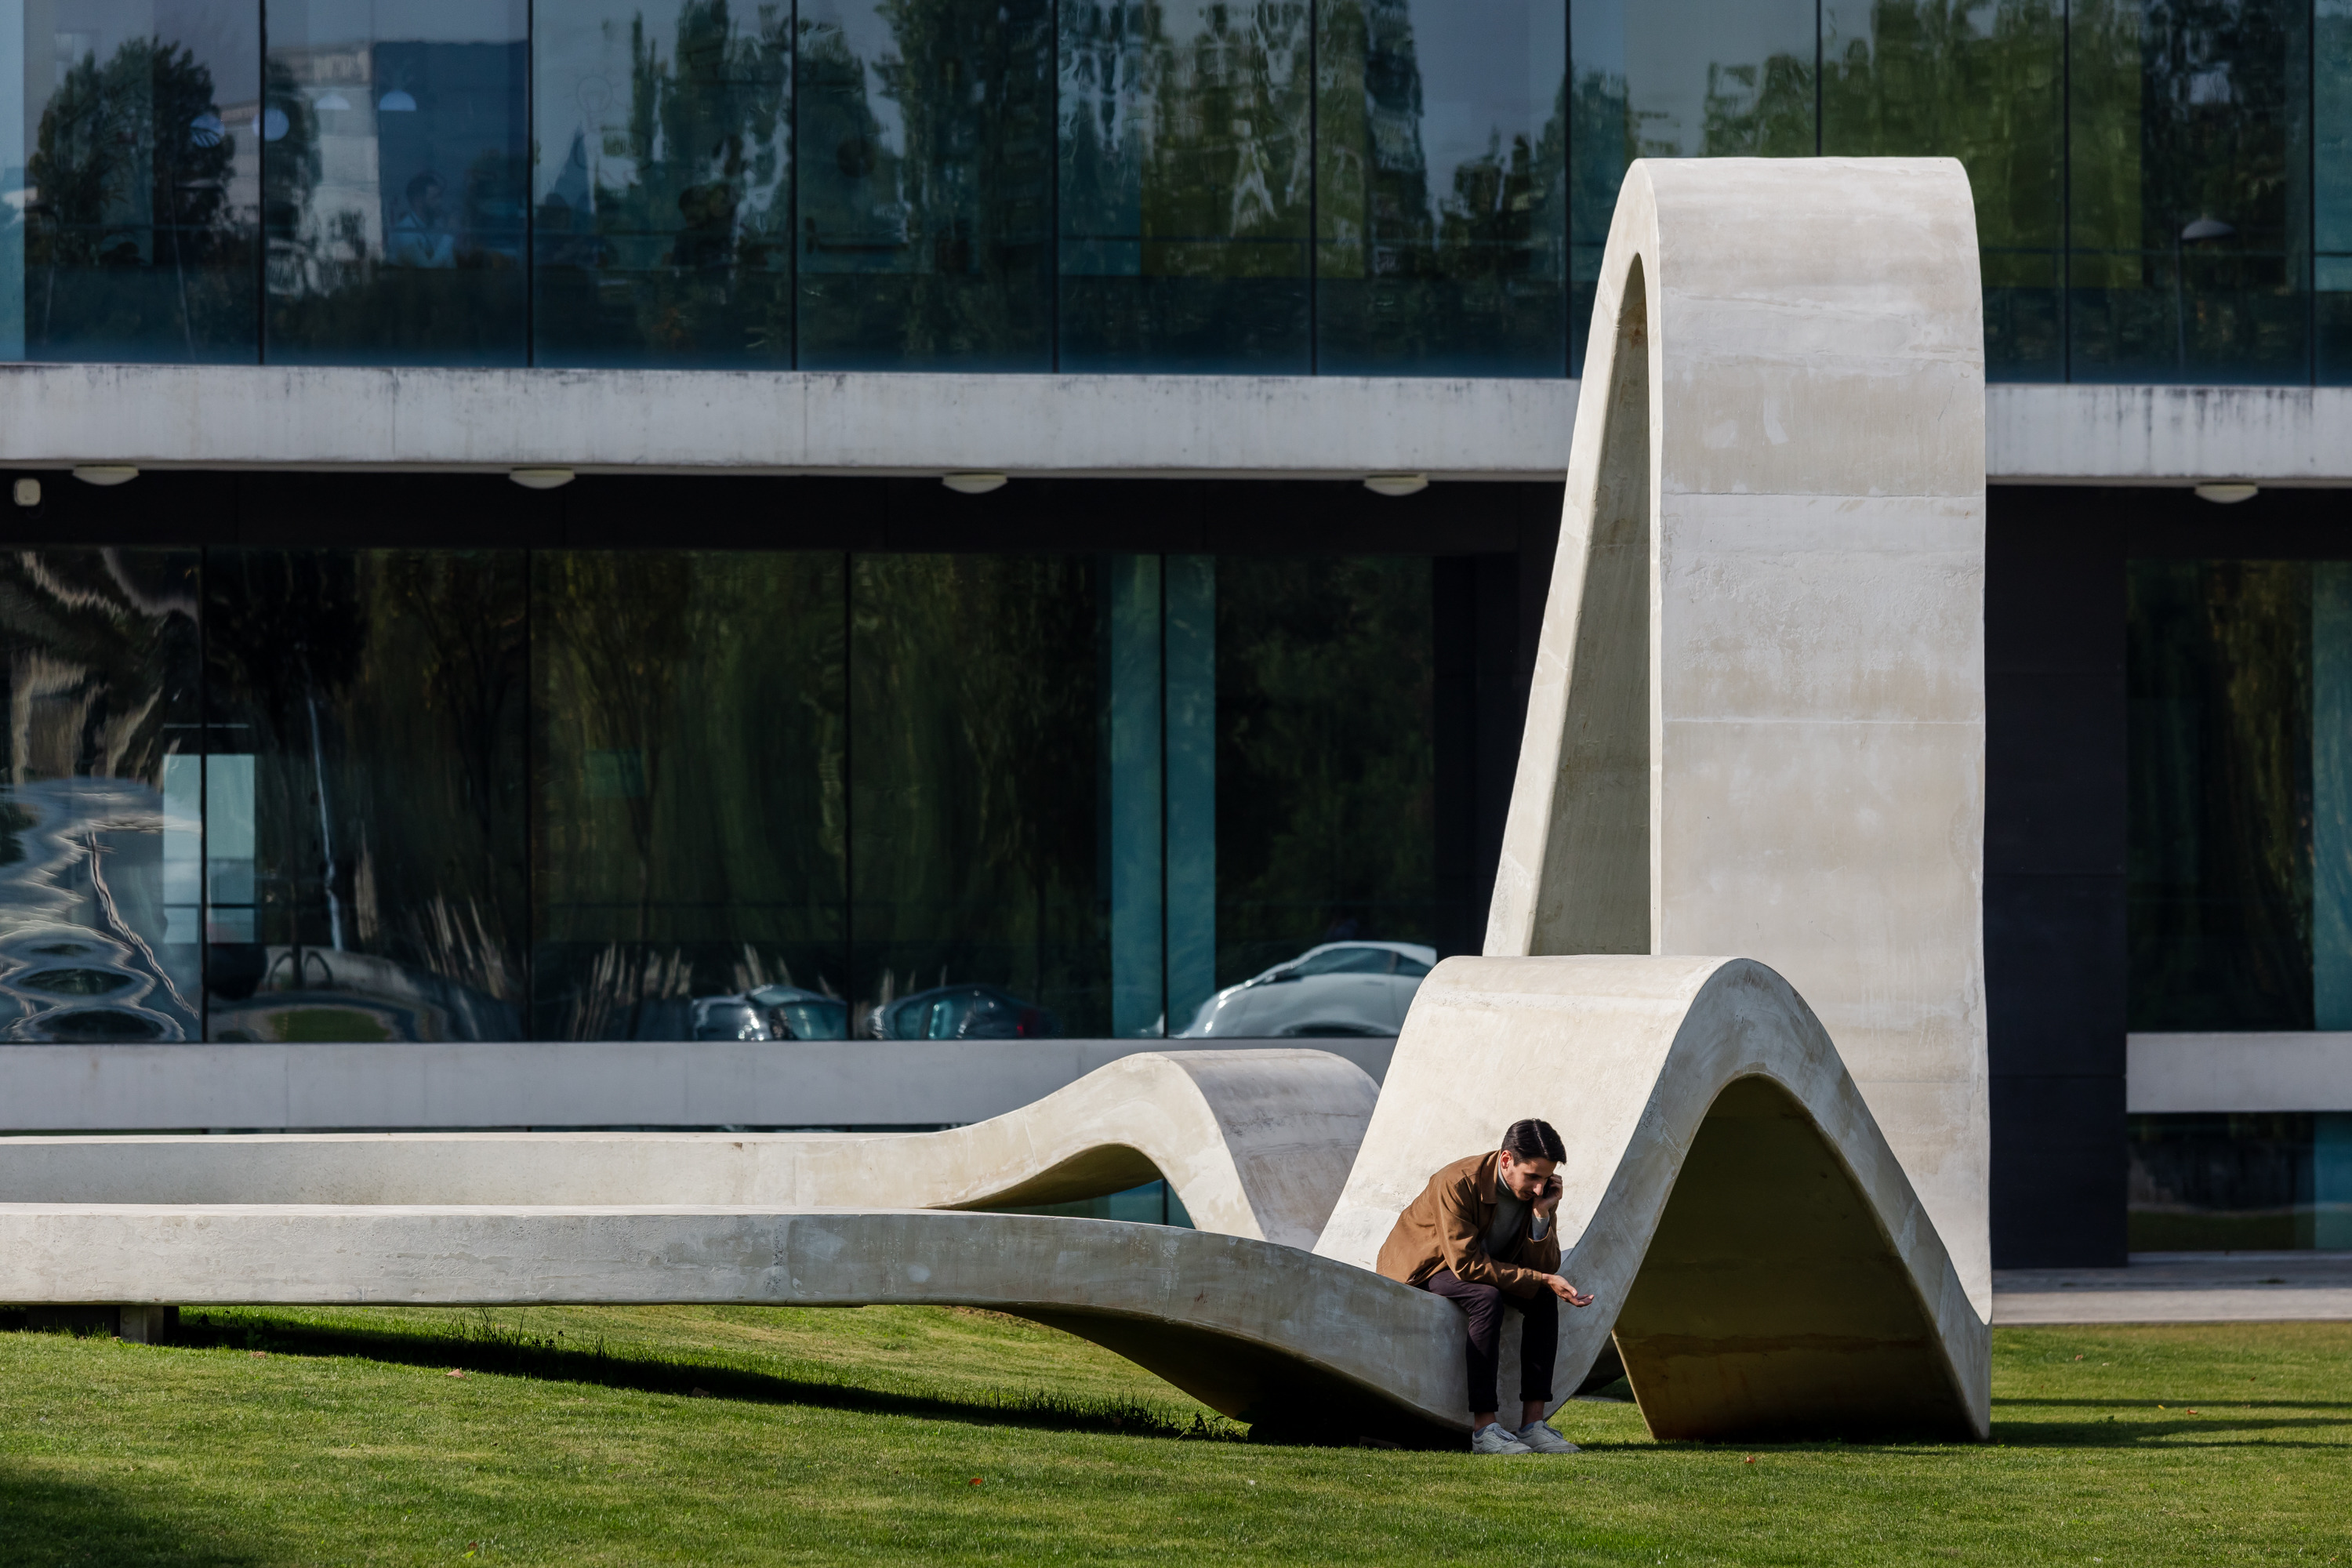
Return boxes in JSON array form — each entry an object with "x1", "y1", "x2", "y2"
[
  {"x1": 13, "y1": 478, "x2": 41, "y2": 508},
  {"x1": 509, "y1": 467, "x2": 575, "y2": 490},
  {"x1": 942, "y1": 472, "x2": 1008, "y2": 495},
  {"x1": 71, "y1": 465, "x2": 139, "y2": 487},
  {"x1": 1363, "y1": 473, "x2": 1428, "y2": 497},
  {"x1": 2193, "y1": 481, "x2": 2259, "y2": 505}
]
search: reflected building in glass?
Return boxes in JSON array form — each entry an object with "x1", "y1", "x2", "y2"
[{"x1": 260, "y1": 0, "x2": 529, "y2": 365}]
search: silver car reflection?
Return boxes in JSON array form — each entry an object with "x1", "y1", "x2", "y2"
[
  {"x1": 691, "y1": 984, "x2": 851, "y2": 1041},
  {"x1": 875, "y1": 984, "x2": 1058, "y2": 1040},
  {"x1": 1176, "y1": 941, "x2": 1436, "y2": 1039}
]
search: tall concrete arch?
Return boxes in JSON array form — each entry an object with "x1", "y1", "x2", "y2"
[{"x1": 1488, "y1": 158, "x2": 1991, "y2": 1319}]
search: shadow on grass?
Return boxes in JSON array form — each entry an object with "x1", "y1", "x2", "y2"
[
  {"x1": 1993, "y1": 1396, "x2": 2352, "y2": 1410},
  {"x1": 143, "y1": 1308, "x2": 1248, "y2": 1444},
  {"x1": 0, "y1": 1467, "x2": 260, "y2": 1567}
]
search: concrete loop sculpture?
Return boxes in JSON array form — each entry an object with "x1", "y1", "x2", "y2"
[{"x1": 0, "y1": 157, "x2": 1993, "y2": 1446}]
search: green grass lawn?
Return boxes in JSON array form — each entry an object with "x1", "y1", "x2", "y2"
[{"x1": 2, "y1": 1304, "x2": 2347, "y2": 1566}]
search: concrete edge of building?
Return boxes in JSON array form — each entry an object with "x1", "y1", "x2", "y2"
[
  {"x1": 2, "y1": 364, "x2": 2348, "y2": 485},
  {"x1": 2127, "y1": 1033, "x2": 2352, "y2": 1113}
]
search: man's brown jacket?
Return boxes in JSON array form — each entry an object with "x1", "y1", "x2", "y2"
[{"x1": 1375, "y1": 1150, "x2": 1561, "y2": 1298}]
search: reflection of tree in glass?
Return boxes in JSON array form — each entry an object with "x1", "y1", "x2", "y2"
[
  {"x1": 553, "y1": 1, "x2": 790, "y2": 360},
  {"x1": 206, "y1": 551, "x2": 531, "y2": 1027},
  {"x1": 850, "y1": 556, "x2": 1101, "y2": 1033},
  {"x1": 798, "y1": 0, "x2": 1052, "y2": 365},
  {"x1": 2126, "y1": 560, "x2": 2313, "y2": 1030},
  {"x1": 534, "y1": 554, "x2": 846, "y2": 1040},
  {"x1": 1822, "y1": 2, "x2": 2064, "y2": 374},
  {"x1": 1214, "y1": 557, "x2": 1435, "y2": 988},
  {"x1": 27, "y1": 39, "x2": 251, "y2": 358},
  {"x1": 2068, "y1": 0, "x2": 2303, "y2": 375}
]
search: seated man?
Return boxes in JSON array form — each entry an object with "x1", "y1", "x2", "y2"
[{"x1": 1378, "y1": 1117, "x2": 1596, "y2": 1454}]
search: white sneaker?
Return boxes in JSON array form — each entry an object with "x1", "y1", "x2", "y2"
[
  {"x1": 1514, "y1": 1419, "x2": 1580, "y2": 1454},
  {"x1": 1470, "y1": 1421, "x2": 1534, "y2": 1455}
]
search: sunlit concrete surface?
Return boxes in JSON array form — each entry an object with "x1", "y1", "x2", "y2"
[
  {"x1": 0, "y1": 1204, "x2": 1465, "y2": 1443},
  {"x1": 1318, "y1": 954, "x2": 1988, "y2": 1442},
  {"x1": 0, "y1": 1049, "x2": 1377, "y2": 1253},
  {"x1": 1993, "y1": 1253, "x2": 2352, "y2": 1324},
  {"x1": 0, "y1": 1035, "x2": 1397, "y2": 1134},
  {"x1": 1485, "y1": 156, "x2": 1992, "y2": 1320}
]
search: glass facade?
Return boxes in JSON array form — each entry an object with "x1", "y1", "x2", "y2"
[
  {"x1": 2128, "y1": 556, "x2": 2352, "y2": 1250},
  {"x1": 2, "y1": 2, "x2": 2345, "y2": 379},
  {"x1": 2068, "y1": 0, "x2": 2309, "y2": 384},
  {"x1": 0, "y1": 541, "x2": 1444, "y2": 1043},
  {"x1": 260, "y1": 0, "x2": 531, "y2": 365},
  {"x1": 2130, "y1": 1112, "x2": 2352, "y2": 1250},
  {"x1": 0, "y1": 549, "x2": 201, "y2": 1041}
]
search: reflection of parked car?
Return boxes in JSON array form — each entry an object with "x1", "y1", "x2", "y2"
[
  {"x1": 692, "y1": 985, "x2": 850, "y2": 1041},
  {"x1": 877, "y1": 984, "x2": 1057, "y2": 1040},
  {"x1": 1177, "y1": 941, "x2": 1436, "y2": 1039}
]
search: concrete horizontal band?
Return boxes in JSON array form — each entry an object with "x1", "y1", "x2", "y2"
[
  {"x1": 0, "y1": 1037, "x2": 1396, "y2": 1134},
  {"x1": 2127, "y1": 1032, "x2": 2352, "y2": 1114},
  {"x1": 1, "y1": 365, "x2": 2347, "y2": 485}
]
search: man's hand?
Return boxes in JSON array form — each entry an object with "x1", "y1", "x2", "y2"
[
  {"x1": 1533, "y1": 1174, "x2": 1563, "y2": 1219},
  {"x1": 1542, "y1": 1273, "x2": 1595, "y2": 1308}
]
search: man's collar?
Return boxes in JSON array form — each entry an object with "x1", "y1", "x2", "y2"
[{"x1": 1474, "y1": 1149, "x2": 1500, "y2": 1204}]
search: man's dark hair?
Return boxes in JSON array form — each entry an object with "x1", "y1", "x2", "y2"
[{"x1": 1501, "y1": 1118, "x2": 1565, "y2": 1163}]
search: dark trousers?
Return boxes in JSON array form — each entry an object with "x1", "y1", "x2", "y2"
[{"x1": 1425, "y1": 1269, "x2": 1556, "y2": 1416}]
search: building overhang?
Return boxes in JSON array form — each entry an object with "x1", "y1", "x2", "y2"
[{"x1": 2, "y1": 364, "x2": 2348, "y2": 487}]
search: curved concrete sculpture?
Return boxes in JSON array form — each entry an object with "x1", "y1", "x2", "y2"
[
  {"x1": 1318, "y1": 956, "x2": 1987, "y2": 1439},
  {"x1": 1485, "y1": 155, "x2": 1991, "y2": 1317},
  {"x1": 0, "y1": 1048, "x2": 1377, "y2": 1252},
  {"x1": 0, "y1": 158, "x2": 1993, "y2": 1445},
  {"x1": 0, "y1": 956, "x2": 1984, "y2": 1441}
]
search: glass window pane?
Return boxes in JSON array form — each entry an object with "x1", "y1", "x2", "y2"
[
  {"x1": 1212, "y1": 557, "x2": 1434, "y2": 1010},
  {"x1": 850, "y1": 555, "x2": 1107, "y2": 1038},
  {"x1": 263, "y1": 0, "x2": 529, "y2": 365},
  {"x1": 796, "y1": 0, "x2": 1052, "y2": 369},
  {"x1": 204, "y1": 549, "x2": 527, "y2": 1042},
  {"x1": 2068, "y1": 0, "x2": 2310, "y2": 384},
  {"x1": 0, "y1": 548, "x2": 201, "y2": 1041},
  {"x1": 1058, "y1": 0, "x2": 1312, "y2": 372},
  {"x1": 2127, "y1": 1112, "x2": 2352, "y2": 1250},
  {"x1": 13, "y1": 0, "x2": 260, "y2": 361},
  {"x1": 534, "y1": 551, "x2": 846, "y2": 1041},
  {"x1": 1823, "y1": 1, "x2": 2063, "y2": 382},
  {"x1": 532, "y1": 0, "x2": 793, "y2": 367},
  {"x1": 2126, "y1": 558, "x2": 2312, "y2": 1032},
  {"x1": 1566, "y1": 0, "x2": 1817, "y2": 373},
  {"x1": 2318, "y1": 0, "x2": 2352, "y2": 383},
  {"x1": 1314, "y1": 0, "x2": 1566, "y2": 376}
]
